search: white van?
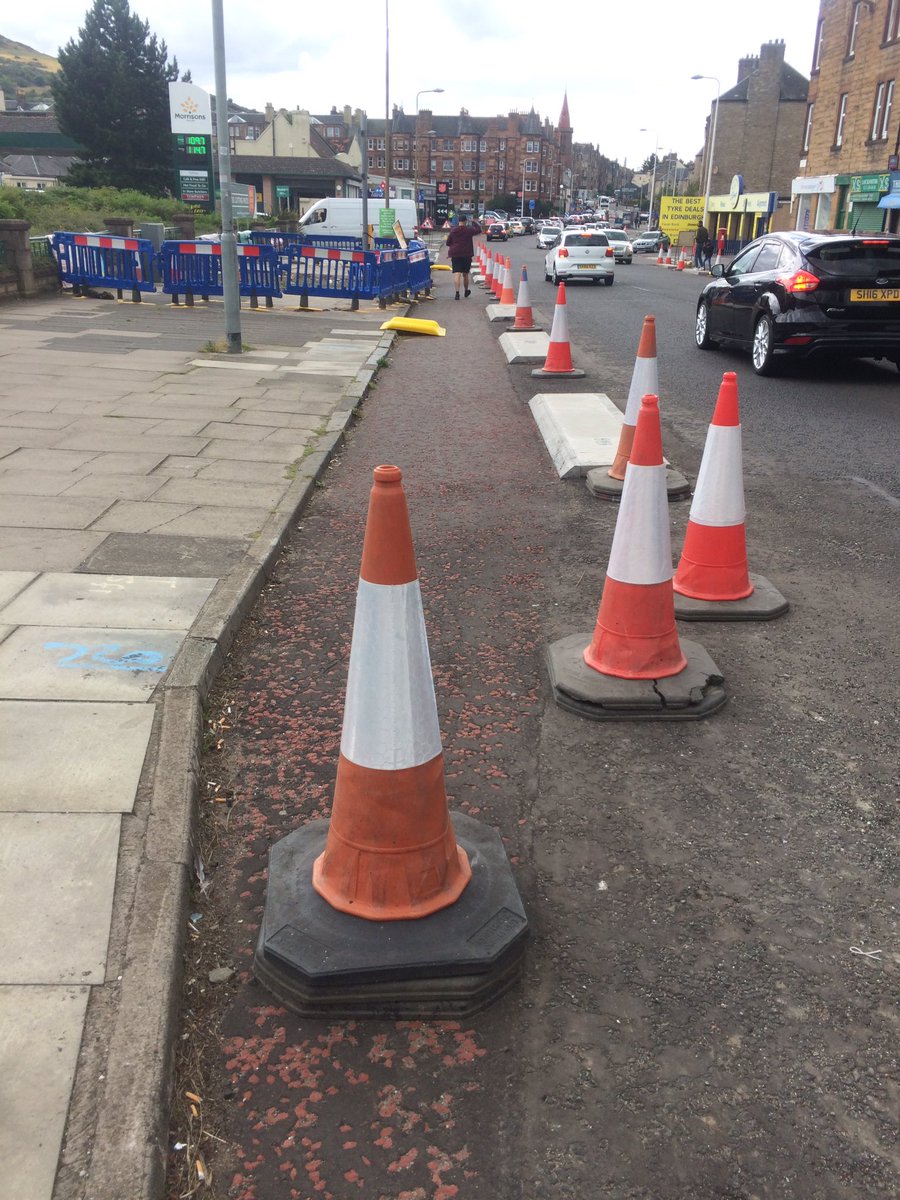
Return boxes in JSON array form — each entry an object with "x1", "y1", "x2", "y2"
[{"x1": 297, "y1": 197, "x2": 418, "y2": 241}]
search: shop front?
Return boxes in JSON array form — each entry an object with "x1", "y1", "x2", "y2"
[
  {"x1": 877, "y1": 173, "x2": 900, "y2": 233},
  {"x1": 847, "y1": 172, "x2": 892, "y2": 231},
  {"x1": 707, "y1": 176, "x2": 777, "y2": 251},
  {"x1": 791, "y1": 174, "x2": 837, "y2": 231}
]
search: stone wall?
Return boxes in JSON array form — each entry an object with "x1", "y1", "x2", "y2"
[{"x1": 0, "y1": 220, "x2": 60, "y2": 301}]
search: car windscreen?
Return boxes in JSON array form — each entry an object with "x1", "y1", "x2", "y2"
[
  {"x1": 605, "y1": 231, "x2": 626, "y2": 241},
  {"x1": 804, "y1": 240, "x2": 900, "y2": 276},
  {"x1": 564, "y1": 234, "x2": 608, "y2": 246}
]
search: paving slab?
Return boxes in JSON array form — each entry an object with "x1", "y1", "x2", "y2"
[
  {"x1": 0, "y1": 572, "x2": 35, "y2": 606},
  {"x1": 498, "y1": 331, "x2": 550, "y2": 364},
  {"x1": 0, "y1": 985, "x2": 90, "y2": 1200},
  {"x1": 1, "y1": 494, "x2": 113, "y2": 529},
  {"x1": 0, "y1": 625, "x2": 185, "y2": 700},
  {"x1": 0, "y1": 529, "x2": 109, "y2": 573},
  {"x1": 151, "y1": 477, "x2": 289, "y2": 509},
  {"x1": 151, "y1": 504, "x2": 272, "y2": 538},
  {"x1": 201, "y1": 438, "x2": 312, "y2": 463},
  {"x1": 89, "y1": 500, "x2": 198, "y2": 534},
  {"x1": 0, "y1": 812, "x2": 121, "y2": 983},
  {"x1": 0, "y1": 700, "x2": 155, "y2": 812},
  {"x1": 528, "y1": 392, "x2": 624, "y2": 479},
  {"x1": 79, "y1": 532, "x2": 246, "y2": 577},
  {"x1": 187, "y1": 358, "x2": 278, "y2": 373},
  {"x1": 0, "y1": 573, "x2": 215, "y2": 630},
  {"x1": 0, "y1": 471, "x2": 83, "y2": 497}
]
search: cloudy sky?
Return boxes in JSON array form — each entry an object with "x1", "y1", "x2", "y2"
[{"x1": 7, "y1": 0, "x2": 819, "y2": 167}]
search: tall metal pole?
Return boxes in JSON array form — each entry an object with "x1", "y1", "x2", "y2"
[
  {"x1": 361, "y1": 111, "x2": 370, "y2": 250},
  {"x1": 384, "y1": 0, "x2": 391, "y2": 219},
  {"x1": 211, "y1": 0, "x2": 241, "y2": 354}
]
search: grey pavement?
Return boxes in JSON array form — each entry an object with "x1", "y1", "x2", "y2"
[{"x1": 0, "y1": 287, "x2": 399, "y2": 1200}]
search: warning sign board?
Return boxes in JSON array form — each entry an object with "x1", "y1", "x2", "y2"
[{"x1": 659, "y1": 195, "x2": 705, "y2": 250}]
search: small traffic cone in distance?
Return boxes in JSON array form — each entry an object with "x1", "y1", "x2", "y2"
[
  {"x1": 673, "y1": 372, "x2": 789, "y2": 621},
  {"x1": 677, "y1": 246, "x2": 687, "y2": 270},
  {"x1": 483, "y1": 251, "x2": 495, "y2": 292},
  {"x1": 546, "y1": 397, "x2": 726, "y2": 720},
  {"x1": 512, "y1": 265, "x2": 541, "y2": 330},
  {"x1": 254, "y1": 464, "x2": 528, "y2": 1015},
  {"x1": 531, "y1": 283, "x2": 585, "y2": 378},
  {"x1": 492, "y1": 256, "x2": 505, "y2": 299},
  {"x1": 499, "y1": 258, "x2": 516, "y2": 305}
]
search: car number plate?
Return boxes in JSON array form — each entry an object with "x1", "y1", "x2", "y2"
[
  {"x1": 850, "y1": 288, "x2": 900, "y2": 301},
  {"x1": 577, "y1": 264, "x2": 595, "y2": 269}
]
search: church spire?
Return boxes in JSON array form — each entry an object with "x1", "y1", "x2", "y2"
[{"x1": 558, "y1": 91, "x2": 571, "y2": 131}]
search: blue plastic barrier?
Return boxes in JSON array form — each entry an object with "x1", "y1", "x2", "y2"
[
  {"x1": 159, "y1": 241, "x2": 282, "y2": 307},
  {"x1": 407, "y1": 247, "x2": 432, "y2": 297},
  {"x1": 52, "y1": 231, "x2": 156, "y2": 302},
  {"x1": 282, "y1": 243, "x2": 378, "y2": 310},
  {"x1": 375, "y1": 248, "x2": 410, "y2": 306}
]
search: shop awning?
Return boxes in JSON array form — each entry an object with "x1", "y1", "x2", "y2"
[{"x1": 877, "y1": 193, "x2": 900, "y2": 208}]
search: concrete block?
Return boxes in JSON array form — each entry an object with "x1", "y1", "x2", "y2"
[
  {"x1": 499, "y1": 331, "x2": 551, "y2": 364},
  {"x1": 529, "y1": 393, "x2": 624, "y2": 479}
]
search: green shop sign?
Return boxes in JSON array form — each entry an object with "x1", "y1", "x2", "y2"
[{"x1": 850, "y1": 173, "x2": 889, "y2": 200}]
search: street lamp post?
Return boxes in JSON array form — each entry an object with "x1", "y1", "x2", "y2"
[
  {"x1": 692, "y1": 74, "x2": 721, "y2": 225},
  {"x1": 640, "y1": 128, "x2": 660, "y2": 227},
  {"x1": 413, "y1": 87, "x2": 443, "y2": 227}
]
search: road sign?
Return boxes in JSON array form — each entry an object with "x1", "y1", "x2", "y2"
[{"x1": 529, "y1": 199, "x2": 535, "y2": 210}]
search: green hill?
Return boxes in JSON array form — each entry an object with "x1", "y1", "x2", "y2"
[{"x1": 0, "y1": 35, "x2": 59, "y2": 103}]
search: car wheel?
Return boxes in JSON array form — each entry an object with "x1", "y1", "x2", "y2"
[
  {"x1": 552, "y1": 268, "x2": 560, "y2": 285},
  {"x1": 751, "y1": 313, "x2": 777, "y2": 375},
  {"x1": 604, "y1": 276, "x2": 614, "y2": 287},
  {"x1": 545, "y1": 271, "x2": 552, "y2": 281},
  {"x1": 695, "y1": 300, "x2": 718, "y2": 350}
]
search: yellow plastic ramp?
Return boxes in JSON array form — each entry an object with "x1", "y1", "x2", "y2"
[
  {"x1": 431, "y1": 263, "x2": 452, "y2": 271},
  {"x1": 380, "y1": 317, "x2": 446, "y2": 337}
]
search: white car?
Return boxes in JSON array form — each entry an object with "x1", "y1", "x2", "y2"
[
  {"x1": 544, "y1": 229, "x2": 615, "y2": 285},
  {"x1": 603, "y1": 228, "x2": 633, "y2": 264},
  {"x1": 536, "y1": 225, "x2": 561, "y2": 249}
]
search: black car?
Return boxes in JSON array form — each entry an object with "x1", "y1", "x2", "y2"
[
  {"x1": 519, "y1": 216, "x2": 535, "y2": 234},
  {"x1": 695, "y1": 230, "x2": 900, "y2": 375},
  {"x1": 486, "y1": 222, "x2": 508, "y2": 242}
]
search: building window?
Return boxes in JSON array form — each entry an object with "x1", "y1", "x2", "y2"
[
  {"x1": 524, "y1": 159, "x2": 537, "y2": 173},
  {"x1": 479, "y1": 140, "x2": 487, "y2": 152},
  {"x1": 803, "y1": 102, "x2": 814, "y2": 152},
  {"x1": 813, "y1": 18, "x2": 825, "y2": 70},
  {"x1": 430, "y1": 159, "x2": 436, "y2": 172},
  {"x1": 499, "y1": 139, "x2": 506, "y2": 151},
  {"x1": 871, "y1": 82, "x2": 887, "y2": 139},
  {"x1": 393, "y1": 158, "x2": 409, "y2": 171},
  {"x1": 462, "y1": 159, "x2": 475, "y2": 172},
  {"x1": 882, "y1": 79, "x2": 895, "y2": 138},
  {"x1": 479, "y1": 179, "x2": 485, "y2": 191},
  {"x1": 442, "y1": 159, "x2": 454, "y2": 172},
  {"x1": 847, "y1": 2, "x2": 862, "y2": 57},
  {"x1": 885, "y1": 0, "x2": 900, "y2": 42},
  {"x1": 526, "y1": 139, "x2": 539, "y2": 153},
  {"x1": 835, "y1": 93, "x2": 849, "y2": 147},
  {"x1": 443, "y1": 139, "x2": 454, "y2": 151}
]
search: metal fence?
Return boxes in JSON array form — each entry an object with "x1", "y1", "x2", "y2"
[{"x1": 29, "y1": 236, "x2": 55, "y2": 264}]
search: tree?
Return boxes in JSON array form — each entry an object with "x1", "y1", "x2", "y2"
[{"x1": 53, "y1": 0, "x2": 180, "y2": 194}]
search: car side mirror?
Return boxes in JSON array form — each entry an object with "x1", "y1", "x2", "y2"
[{"x1": 711, "y1": 262, "x2": 725, "y2": 278}]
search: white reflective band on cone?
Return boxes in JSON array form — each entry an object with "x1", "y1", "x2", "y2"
[
  {"x1": 623, "y1": 355, "x2": 658, "y2": 425},
  {"x1": 606, "y1": 465, "x2": 673, "y2": 584},
  {"x1": 341, "y1": 579, "x2": 443, "y2": 771},
  {"x1": 689, "y1": 425, "x2": 746, "y2": 526}
]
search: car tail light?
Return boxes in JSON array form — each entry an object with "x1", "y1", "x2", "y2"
[
  {"x1": 606, "y1": 247, "x2": 613, "y2": 257},
  {"x1": 777, "y1": 269, "x2": 820, "y2": 293},
  {"x1": 783, "y1": 335, "x2": 813, "y2": 345},
  {"x1": 558, "y1": 248, "x2": 569, "y2": 258},
  {"x1": 861, "y1": 239, "x2": 890, "y2": 245}
]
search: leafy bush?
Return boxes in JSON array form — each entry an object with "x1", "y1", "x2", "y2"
[{"x1": 0, "y1": 185, "x2": 221, "y2": 235}]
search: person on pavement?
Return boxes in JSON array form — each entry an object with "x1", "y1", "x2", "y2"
[
  {"x1": 445, "y1": 214, "x2": 482, "y2": 299},
  {"x1": 694, "y1": 220, "x2": 710, "y2": 269}
]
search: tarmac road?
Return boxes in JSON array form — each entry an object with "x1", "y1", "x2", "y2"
[{"x1": 171, "y1": 260, "x2": 899, "y2": 1199}]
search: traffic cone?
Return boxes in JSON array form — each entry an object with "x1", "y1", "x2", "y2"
[
  {"x1": 531, "y1": 283, "x2": 585, "y2": 378},
  {"x1": 656, "y1": 244, "x2": 664, "y2": 266},
  {"x1": 677, "y1": 245, "x2": 687, "y2": 270},
  {"x1": 499, "y1": 258, "x2": 516, "y2": 305},
  {"x1": 483, "y1": 250, "x2": 494, "y2": 291},
  {"x1": 586, "y1": 396, "x2": 686, "y2": 679},
  {"x1": 673, "y1": 373, "x2": 789, "y2": 621},
  {"x1": 608, "y1": 315, "x2": 657, "y2": 481},
  {"x1": 546, "y1": 397, "x2": 726, "y2": 720},
  {"x1": 664, "y1": 245, "x2": 673, "y2": 267},
  {"x1": 492, "y1": 256, "x2": 505, "y2": 299},
  {"x1": 254, "y1": 464, "x2": 528, "y2": 1015},
  {"x1": 512, "y1": 265, "x2": 540, "y2": 330}
]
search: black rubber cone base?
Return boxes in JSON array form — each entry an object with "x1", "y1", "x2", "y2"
[
  {"x1": 586, "y1": 466, "x2": 692, "y2": 502},
  {"x1": 547, "y1": 633, "x2": 726, "y2": 721},
  {"x1": 673, "y1": 573, "x2": 789, "y2": 622},
  {"x1": 254, "y1": 811, "x2": 528, "y2": 1018},
  {"x1": 531, "y1": 366, "x2": 586, "y2": 379}
]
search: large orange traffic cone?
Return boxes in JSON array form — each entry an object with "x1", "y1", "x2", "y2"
[
  {"x1": 608, "y1": 315, "x2": 657, "y2": 481},
  {"x1": 254, "y1": 464, "x2": 528, "y2": 1015},
  {"x1": 512, "y1": 265, "x2": 540, "y2": 330},
  {"x1": 499, "y1": 258, "x2": 516, "y2": 305},
  {"x1": 673, "y1": 373, "x2": 789, "y2": 621},
  {"x1": 677, "y1": 245, "x2": 687, "y2": 270},
  {"x1": 547, "y1": 397, "x2": 726, "y2": 720},
  {"x1": 585, "y1": 397, "x2": 686, "y2": 679},
  {"x1": 531, "y1": 283, "x2": 585, "y2": 378},
  {"x1": 313, "y1": 464, "x2": 471, "y2": 919}
]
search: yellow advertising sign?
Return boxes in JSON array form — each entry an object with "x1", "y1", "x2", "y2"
[{"x1": 659, "y1": 195, "x2": 705, "y2": 248}]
